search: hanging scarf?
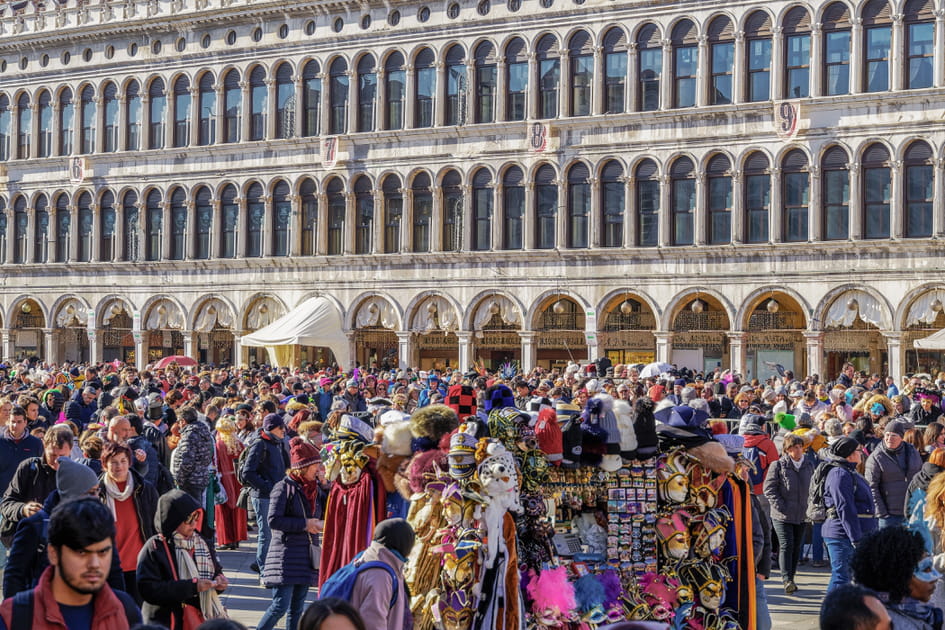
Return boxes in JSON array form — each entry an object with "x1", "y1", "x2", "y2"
[
  {"x1": 103, "y1": 475, "x2": 134, "y2": 519},
  {"x1": 172, "y1": 531, "x2": 227, "y2": 620},
  {"x1": 288, "y1": 470, "x2": 320, "y2": 509},
  {"x1": 890, "y1": 597, "x2": 944, "y2": 630}
]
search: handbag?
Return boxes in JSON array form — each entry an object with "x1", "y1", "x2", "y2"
[
  {"x1": 213, "y1": 472, "x2": 228, "y2": 506},
  {"x1": 236, "y1": 486, "x2": 251, "y2": 511},
  {"x1": 160, "y1": 535, "x2": 206, "y2": 630},
  {"x1": 309, "y1": 532, "x2": 322, "y2": 571}
]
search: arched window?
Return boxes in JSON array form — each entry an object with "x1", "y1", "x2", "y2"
[
  {"x1": 302, "y1": 61, "x2": 321, "y2": 137},
  {"x1": 706, "y1": 154, "x2": 732, "y2": 244},
  {"x1": 822, "y1": 3, "x2": 851, "y2": 95},
  {"x1": 148, "y1": 78, "x2": 166, "y2": 149},
  {"x1": 636, "y1": 159, "x2": 660, "y2": 246},
  {"x1": 536, "y1": 35, "x2": 560, "y2": 119},
  {"x1": 414, "y1": 48, "x2": 436, "y2": 128},
  {"x1": 382, "y1": 174, "x2": 402, "y2": 253},
  {"x1": 194, "y1": 186, "x2": 212, "y2": 259},
  {"x1": 13, "y1": 196, "x2": 27, "y2": 263},
  {"x1": 745, "y1": 11, "x2": 772, "y2": 102},
  {"x1": 37, "y1": 90, "x2": 52, "y2": 157},
  {"x1": 223, "y1": 69, "x2": 241, "y2": 143},
  {"x1": 354, "y1": 176, "x2": 374, "y2": 254},
  {"x1": 80, "y1": 86, "x2": 95, "y2": 154},
  {"x1": 503, "y1": 166, "x2": 525, "y2": 249},
  {"x1": 603, "y1": 28, "x2": 628, "y2": 114},
  {"x1": 708, "y1": 17, "x2": 734, "y2": 105},
  {"x1": 505, "y1": 38, "x2": 528, "y2": 121},
  {"x1": 822, "y1": 146, "x2": 850, "y2": 240},
  {"x1": 198, "y1": 73, "x2": 216, "y2": 145},
  {"x1": 249, "y1": 66, "x2": 267, "y2": 141},
  {"x1": 534, "y1": 164, "x2": 557, "y2": 249},
  {"x1": 0, "y1": 95, "x2": 12, "y2": 161},
  {"x1": 600, "y1": 160, "x2": 624, "y2": 247},
  {"x1": 784, "y1": 7, "x2": 812, "y2": 98},
  {"x1": 125, "y1": 81, "x2": 141, "y2": 151},
  {"x1": 173, "y1": 76, "x2": 191, "y2": 147},
  {"x1": 55, "y1": 193, "x2": 71, "y2": 263},
  {"x1": 169, "y1": 187, "x2": 186, "y2": 260},
  {"x1": 77, "y1": 192, "x2": 93, "y2": 262},
  {"x1": 862, "y1": 143, "x2": 891, "y2": 239},
  {"x1": 744, "y1": 151, "x2": 770, "y2": 243},
  {"x1": 569, "y1": 30, "x2": 593, "y2": 116},
  {"x1": 122, "y1": 191, "x2": 139, "y2": 262},
  {"x1": 904, "y1": 141, "x2": 933, "y2": 237},
  {"x1": 385, "y1": 52, "x2": 406, "y2": 130},
  {"x1": 58, "y1": 89, "x2": 73, "y2": 156},
  {"x1": 904, "y1": 0, "x2": 934, "y2": 89},
  {"x1": 637, "y1": 24, "x2": 662, "y2": 111},
  {"x1": 326, "y1": 177, "x2": 345, "y2": 255},
  {"x1": 220, "y1": 184, "x2": 238, "y2": 258},
  {"x1": 782, "y1": 149, "x2": 809, "y2": 242},
  {"x1": 329, "y1": 58, "x2": 349, "y2": 134},
  {"x1": 102, "y1": 84, "x2": 118, "y2": 153},
  {"x1": 672, "y1": 20, "x2": 698, "y2": 108},
  {"x1": 474, "y1": 42, "x2": 496, "y2": 123},
  {"x1": 299, "y1": 178, "x2": 317, "y2": 255},
  {"x1": 145, "y1": 190, "x2": 162, "y2": 261},
  {"x1": 246, "y1": 182, "x2": 264, "y2": 257},
  {"x1": 567, "y1": 162, "x2": 589, "y2": 247},
  {"x1": 471, "y1": 168, "x2": 492, "y2": 251},
  {"x1": 442, "y1": 170, "x2": 463, "y2": 251},
  {"x1": 34, "y1": 194, "x2": 49, "y2": 263},
  {"x1": 670, "y1": 157, "x2": 695, "y2": 244},
  {"x1": 99, "y1": 190, "x2": 116, "y2": 261},
  {"x1": 445, "y1": 44, "x2": 466, "y2": 126},
  {"x1": 275, "y1": 63, "x2": 295, "y2": 139},
  {"x1": 863, "y1": 0, "x2": 892, "y2": 92},
  {"x1": 272, "y1": 180, "x2": 291, "y2": 256},
  {"x1": 17, "y1": 93, "x2": 30, "y2": 159},
  {"x1": 406, "y1": 173, "x2": 431, "y2": 253},
  {"x1": 357, "y1": 55, "x2": 377, "y2": 132}
]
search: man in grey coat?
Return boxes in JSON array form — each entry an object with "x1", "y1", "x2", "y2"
[
  {"x1": 764, "y1": 433, "x2": 815, "y2": 594},
  {"x1": 864, "y1": 419, "x2": 922, "y2": 529}
]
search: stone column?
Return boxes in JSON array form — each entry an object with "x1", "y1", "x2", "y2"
[
  {"x1": 160, "y1": 200, "x2": 172, "y2": 260},
  {"x1": 164, "y1": 88, "x2": 175, "y2": 149},
  {"x1": 232, "y1": 329, "x2": 243, "y2": 368},
  {"x1": 693, "y1": 170, "x2": 707, "y2": 245},
  {"x1": 891, "y1": 13, "x2": 905, "y2": 91},
  {"x1": 555, "y1": 178, "x2": 566, "y2": 248},
  {"x1": 90, "y1": 202, "x2": 101, "y2": 261},
  {"x1": 402, "y1": 188, "x2": 413, "y2": 253},
  {"x1": 52, "y1": 102, "x2": 63, "y2": 157},
  {"x1": 851, "y1": 19, "x2": 864, "y2": 93},
  {"x1": 317, "y1": 192, "x2": 329, "y2": 255},
  {"x1": 464, "y1": 62, "x2": 476, "y2": 125},
  {"x1": 936, "y1": 10, "x2": 945, "y2": 87},
  {"x1": 265, "y1": 78, "x2": 277, "y2": 140},
  {"x1": 523, "y1": 183, "x2": 535, "y2": 249},
  {"x1": 431, "y1": 187, "x2": 443, "y2": 251},
  {"x1": 769, "y1": 167, "x2": 783, "y2": 242},
  {"x1": 344, "y1": 192, "x2": 356, "y2": 254},
  {"x1": 261, "y1": 194, "x2": 274, "y2": 257},
  {"x1": 396, "y1": 331, "x2": 413, "y2": 369},
  {"x1": 653, "y1": 331, "x2": 674, "y2": 364},
  {"x1": 293, "y1": 76, "x2": 304, "y2": 138},
  {"x1": 628, "y1": 43, "x2": 640, "y2": 111},
  {"x1": 346, "y1": 70, "x2": 358, "y2": 134},
  {"x1": 849, "y1": 162, "x2": 862, "y2": 240},
  {"x1": 558, "y1": 49, "x2": 570, "y2": 116},
  {"x1": 660, "y1": 40, "x2": 673, "y2": 109},
  {"x1": 214, "y1": 82, "x2": 225, "y2": 144},
  {"x1": 185, "y1": 201, "x2": 196, "y2": 260},
  {"x1": 68, "y1": 204, "x2": 79, "y2": 262},
  {"x1": 527, "y1": 53, "x2": 539, "y2": 119},
  {"x1": 1, "y1": 330, "x2": 11, "y2": 362},
  {"x1": 234, "y1": 196, "x2": 246, "y2": 258},
  {"x1": 591, "y1": 46, "x2": 604, "y2": 115},
  {"x1": 189, "y1": 88, "x2": 200, "y2": 146},
  {"x1": 658, "y1": 174, "x2": 671, "y2": 247},
  {"x1": 88, "y1": 328, "x2": 102, "y2": 364},
  {"x1": 210, "y1": 198, "x2": 222, "y2": 258},
  {"x1": 731, "y1": 170, "x2": 744, "y2": 243},
  {"x1": 435, "y1": 62, "x2": 448, "y2": 127},
  {"x1": 803, "y1": 331, "x2": 825, "y2": 381},
  {"x1": 182, "y1": 330, "x2": 194, "y2": 359},
  {"x1": 810, "y1": 24, "x2": 823, "y2": 97},
  {"x1": 405, "y1": 65, "x2": 416, "y2": 128},
  {"x1": 114, "y1": 203, "x2": 125, "y2": 262},
  {"x1": 239, "y1": 80, "x2": 251, "y2": 142},
  {"x1": 491, "y1": 184, "x2": 502, "y2": 250},
  {"x1": 587, "y1": 176, "x2": 601, "y2": 248},
  {"x1": 809, "y1": 165, "x2": 823, "y2": 241},
  {"x1": 884, "y1": 331, "x2": 903, "y2": 384},
  {"x1": 44, "y1": 329, "x2": 57, "y2": 365},
  {"x1": 25, "y1": 203, "x2": 35, "y2": 263},
  {"x1": 462, "y1": 184, "x2": 474, "y2": 251},
  {"x1": 289, "y1": 194, "x2": 302, "y2": 257},
  {"x1": 318, "y1": 72, "x2": 330, "y2": 136},
  {"x1": 935, "y1": 158, "x2": 945, "y2": 237},
  {"x1": 373, "y1": 188, "x2": 384, "y2": 254},
  {"x1": 624, "y1": 176, "x2": 636, "y2": 247},
  {"x1": 696, "y1": 36, "x2": 709, "y2": 107},
  {"x1": 890, "y1": 160, "x2": 903, "y2": 239},
  {"x1": 376, "y1": 69, "x2": 387, "y2": 131},
  {"x1": 30, "y1": 101, "x2": 40, "y2": 159},
  {"x1": 727, "y1": 331, "x2": 747, "y2": 377},
  {"x1": 346, "y1": 331, "x2": 357, "y2": 371},
  {"x1": 456, "y1": 331, "x2": 472, "y2": 372},
  {"x1": 732, "y1": 32, "x2": 746, "y2": 103},
  {"x1": 496, "y1": 59, "x2": 508, "y2": 121},
  {"x1": 771, "y1": 27, "x2": 785, "y2": 100},
  {"x1": 520, "y1": 331, "x2": 537, "y2": 372}
]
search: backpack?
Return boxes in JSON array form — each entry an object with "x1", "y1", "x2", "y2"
[
  {"x1": 319, "y1": 551, "x2": 399, "y2": 607},
  {"x1": 742, "y1": 444, "x2": 769, "y2": 487},
  {"x1": 236, "y1": 439, "x2": 267, "y2": 487},
  {"x1": 806, "y1": 461, "x2": 844, "y2": 523}
]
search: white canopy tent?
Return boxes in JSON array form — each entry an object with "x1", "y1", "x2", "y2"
[
  {"x1": 240, "y1": 296, "x2": 350, "y2": 368},
  {"x1": 915, "y1": 329, "x2": 945, "y2": 350}
]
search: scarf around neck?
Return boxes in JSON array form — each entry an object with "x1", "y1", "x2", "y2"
[{"x1": 103, "y1": 475, "x2": 134, "y2": 518}]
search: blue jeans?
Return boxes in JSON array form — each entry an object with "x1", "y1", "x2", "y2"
[
  {"x1": 811, "y1": 522, "x2": 824, "y2": 563},
  {"x1": 252, "y1": 497, "x2": 271, "y2": 570},
  {"x1": 256, "y1": 584, "x2": 309, "y2": 630},
  {"x1": 879, "y1": 515, "x2": 904, "y2": 529},
  {"x1": 756, "y1": 577, "x2": 772, "y2": 630},
  {"x1": 824, "y1": 537, "x2": 856, "y2": 592}
]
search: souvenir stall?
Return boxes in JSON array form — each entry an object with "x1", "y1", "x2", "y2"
[{"x1": 397, "y1": 389, "x2": 759, "y2": 630}]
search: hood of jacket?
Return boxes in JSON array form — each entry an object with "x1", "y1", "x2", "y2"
[
  {"x1": 155, "y1": 489, "x2": 201, "y2": 538},
  {"x1": 181, "y1": 418, "x2": 212, "y2": 441},
  {"x1": 909, "y1": 462, "x2": 945, "y2": 495},
  {"x1": 742, "y1": 433, "x2": 771, "y2": 448}
]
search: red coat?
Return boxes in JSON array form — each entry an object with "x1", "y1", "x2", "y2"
[
  {"x1": 0, "y1": 565, "x2": 130, "y2": 630},
  {"x1": 215, "y1": 438, "x2": 243, "y2": 510}
]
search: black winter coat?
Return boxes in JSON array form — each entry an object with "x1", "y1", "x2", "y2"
[
  {"x1": 763, "y1": 454, "x2": 815, "y2": 524},
  {"x1": 0, "y1": 457, "x2": 57, "y2": 545},
  {"x1": 242, "y1": 431, "x2": 290, "y2": 498},
  {"x1": 261, "y1": 476, "x2": 317, "y2": 587}
]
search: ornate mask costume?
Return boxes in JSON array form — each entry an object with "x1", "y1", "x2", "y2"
[
  {"x1": 655, "y1": 510, "x2": 693, "y2": 560},
  {"x1": 658, "y1": 449, "x2": 694, "y2": 504}
]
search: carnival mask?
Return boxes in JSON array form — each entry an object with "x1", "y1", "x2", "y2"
[
  {"x1": 658, "y1": 450, "x2": 694, "y2": 504},
  {"x1": 689, "y1": 463, "x2": 727, "y2": 510},
  {"x1": 656, "y1": 511, "x2": 693, "y2": 560},
  {"x1": 691, "y1": 507, "x2": 731, "y2": 560},
  {"x1": 679, "y1": 561, "x2": 730, "y2": 612}
]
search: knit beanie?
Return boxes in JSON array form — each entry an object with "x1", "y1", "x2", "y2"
[
  {"x1": 484, "y1": 384, "x2": 515, "y2": 412},
  {"x1": 373, "y1": 518, "x2": 416, "y2": 558},
  {"x1": 57, "y1": 458, "x2": 99, "y2": 500},
  {"x1": 289, "y1": 436, "x2": 320, "y2": 469},
  {"x1": 445, "y1": 384, "x2": 477, "y2": 419},
  {"x1": 534, "y1": 407, "x2": 563, "y2": 464}
]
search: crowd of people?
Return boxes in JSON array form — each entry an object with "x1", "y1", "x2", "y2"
[{"x1": 1, "y1": 356, "x2": 945, "y2": 629}]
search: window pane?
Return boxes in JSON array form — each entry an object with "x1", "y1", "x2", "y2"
[
  {"x1": 672, "y1": 178, "x2": 694, "y2": 244},
  {"x1": 784, "y1": 172, "x2": 808, "y2": 241},
  {"x1": 605, "y1": 52, "x2": 627, "y2": 114},
  {"x1": 708, "y1": 177, "x2": 731, "y2": 244},
  {"x1": 359, "y1": 72, "x2": 376, "y2": 132},
  {"x1": 507, "y1": 62, "x2": 528, "y2": 121},
  {"x1": 504, "y1": 187, "x2": 524, "y2": 249},
  {"x1": 786, "y1": 35, "x2": 810, "y2": 98},
  {"x1": 746, "y1": 174, "x2": 770, "y2": 243},
  {"x1": 539, "y1": 59, "x2": 559, "y2": 118},
  {"x1": 711, "y1": 42, "x2": 734, "y2": 105},
  {"x1": 199, "y1": 90, "x2": 216, "y2": 145},
  {"x1": 277, "y1": 82, "x2": 295, "y2": 139},
  {"x1": 864, "y1": 167, "x2": 890, "y2": 239},
  {"x1": 476, "y1": 65, "x2": 496, "y2": 123},
  {"x1": 473, "y1": 188, "x2": 491, "y2": 250},
  {"x1": 568, "y1": 182, "x2": 589, "y2": 247},
  {"x1": 571, "y1": 55, "x2": 592, "y2": 116},
  {"x1": 638, "y1": 179, "x2": 659, "y2": 246},
  {"x1": 675, "y1": 46, "x2": 697, "y2": 108},
  {"x1": 865, "y1": 27, "x2": 890, "y2": 92},
  {"x1": 304, "y1": 78, "x2": 321, "y2": 137},
  {"x1": 640, "y1": 48, "x2": 661, "y2": 111},
  {"x1": 906, "y1": 164, "x2": 933, "y2": 237},
  {"x1": 415, "y1": 67, "x2": 435, "y2": 128},
  {"x1": 908, "y1": 23, "x2": 934, "y2": 89},
  {"x1": 247, "y1": 202, "x2": 264, "y2": 256},
  {"x1": 602, "y1": 180, "x2": 624, "y2": 246},
  {"x1": 824, "y1": 31, "x2": 850, "y2": 95},
  {"x1": 127, "y1": 96, "x2": 141, "y2": 150},
  {"x1": 330, "y1": 73, "x2": 348, "y2": 135},
  {"x1": 748, "y1": 39, "x2": 771, "y2": 102},
  {"x1": 823, "y1": 169, "x2": 849, "y2": 240},
  {"x1": 413, "y1": 193, "x2": 432, "y2": 252},
  {"x1": 59, "y1": 102, "x2": 73, "y2": 156},
  {"x1": 387, "y1": 70, "x2": 405, "y2": 130},
  {"x1": 175, "y1": 92, "x2": 191, "y2": 147},
  {"x1": 446, "y1": 64, "x2": 466, "y2": 126},
  {"x1": 535, "y1": 184, "x2": 556, "y2": 248},
  {"x1": 150, "y1": 95, "x2": 166, "y2": 149},
  {"x1": 251, "y1": 84, "x2": 267, "y2": 140}
]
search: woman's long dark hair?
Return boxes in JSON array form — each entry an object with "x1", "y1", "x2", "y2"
[{"x1": 298, "y1": 598, "x2": 366, "y2": 630}]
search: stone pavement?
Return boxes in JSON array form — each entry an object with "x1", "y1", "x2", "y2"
[{"x1": 217, "y1": 530, "x2": 831, "y2": 630}]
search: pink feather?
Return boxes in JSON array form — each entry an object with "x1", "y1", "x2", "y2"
[{"x1": 527, "y1": 566, "x2": 576, "y2": 616}]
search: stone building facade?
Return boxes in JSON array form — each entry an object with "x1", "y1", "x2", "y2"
[{"x1": 0, "y1": 0, "x2": 944, "y2": 380}]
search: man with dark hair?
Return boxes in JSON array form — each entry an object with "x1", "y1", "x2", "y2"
[
  {"x1": 64, "y1": 387, "x2": 98, "y2": 432},
  {"x1": 0, "y1": 497, "x2": 141, "y2": 629},
  {"x1": 820, "y1": 584, "x2": 891, "y2": 630},
  {"x1": 0, "y1": 406, "x2": 42, "y2": 497}
]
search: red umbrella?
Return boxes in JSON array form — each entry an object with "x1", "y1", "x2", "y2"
[{"x1": 153, "y1": 355, "x2": 198, "y2": 369}]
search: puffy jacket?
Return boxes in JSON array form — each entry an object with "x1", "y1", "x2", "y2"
[
  {"x1": 0, "y1": 430, "x2": 43, "y2": 496},
  {"x1": 170, "y1": 420, "x2": 214, "y2": 497},
  {"x1": 763, "y1": 454, "x2": 815, "y2": 524},
  {"x1": 865, "y1": 442, "x2": 923, "y2": 517},
  {"x1": 0, "y1": 457, "x2": 58, "y2": 545},
  {"x1": 242, "y1": 431, "x2": 290, "y2": 498},
  {"x1": 822, "y1": 459, "x2": 876, "y2": 543},
  {"x1": 64, "y1": 391, "x2": 97, "y2": 430},
  {"x1": 261, "y1": 476, "x2": 317, "y2": 587}
]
